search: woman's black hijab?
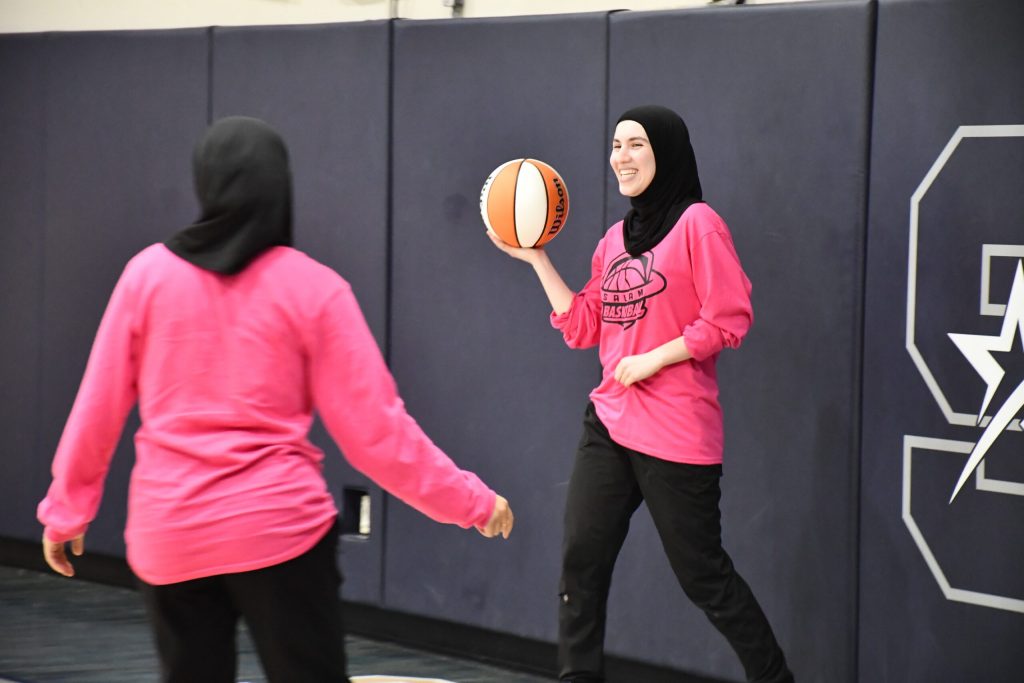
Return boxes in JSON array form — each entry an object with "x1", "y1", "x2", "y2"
[
  {"x1": 166, "y1": 116, "x2": 293, "y2": 275},
  {"x1": 617, "y1": 105, "x2": 702, "y2": 257}
]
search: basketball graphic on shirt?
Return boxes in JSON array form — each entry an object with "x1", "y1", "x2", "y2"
[
  {"x1": 601, "y1": 251, "x2": 667, "y2": 329},
  {"x1": 604, "y1": 252, "x2": 655, "y2": 291}
]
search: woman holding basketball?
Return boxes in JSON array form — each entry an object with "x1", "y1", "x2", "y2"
[{"x1": 487, "y1": 105, "x2": 792, "y2": 683}]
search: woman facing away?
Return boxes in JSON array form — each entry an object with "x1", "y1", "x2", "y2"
[
  {"x1": 38, "y1": 116, "x2": 513, "y2": 683},
  {"x1": 487, "y1": 105, "x2": 793, "y2": 683}
]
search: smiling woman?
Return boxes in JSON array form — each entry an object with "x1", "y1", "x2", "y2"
[
  {"x1": 486, "y1": 104, "x2": 794, "y2": 683},
  {"x1": 610, "y1": 121, "x2": 656, "y2": 197}
]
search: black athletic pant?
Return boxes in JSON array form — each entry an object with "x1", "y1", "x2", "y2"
[
  {"x1": 558, "y1": 403, "x2": 793, "y2": 683},
  {"x1": 137, "y1": 520, "x2": 349, "y2": 683}
]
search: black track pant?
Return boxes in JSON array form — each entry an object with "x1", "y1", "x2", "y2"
[
  {"x1": 558, "y1": 403, "x2": 793, "y2": 683},
  {"x1": 137, "y1": 520, "x2": 349, "y2": 683}
]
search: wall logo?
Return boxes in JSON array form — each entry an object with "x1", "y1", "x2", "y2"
[{"x1": 904, "y1": 124, "x2": 1024, "y2": 613}]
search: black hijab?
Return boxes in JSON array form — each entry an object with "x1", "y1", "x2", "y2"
[
  {"x1": 617, "y1": 105, "x2": 702, "y2": 257},
  {"x1": 165, "y1": 116, "x2": 293, "y2": 275}
]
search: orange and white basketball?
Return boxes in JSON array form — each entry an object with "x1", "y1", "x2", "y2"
[{"x1": 480, "y1": 158, "x2": 569, "y2": 248}]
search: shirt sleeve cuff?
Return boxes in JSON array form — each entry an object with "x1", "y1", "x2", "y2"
[
  {"x1": 550, "y1": 309, "x2": 569, "y2": 329},
  {"x1": 43, "y1": 525, "x2": 86, "y2": 544},
  {"x1": 470, "y1": 488, "x2": 497, "y2": 529},
  {"x1": 683, "y1": 322, "x2": 721, "y2": 362}
]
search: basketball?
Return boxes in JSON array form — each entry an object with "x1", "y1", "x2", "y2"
[{"x1": 480, "y1": 158, "x2": 569, "y2": 248}]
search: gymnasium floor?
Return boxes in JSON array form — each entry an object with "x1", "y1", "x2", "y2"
[{"x1": 0, "y1": 566, "x2": 550, "y2": 683}]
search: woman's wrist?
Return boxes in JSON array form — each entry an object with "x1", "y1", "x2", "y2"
[{"x1": 528, "y1": 247, "x2": 550, "y2": 270}]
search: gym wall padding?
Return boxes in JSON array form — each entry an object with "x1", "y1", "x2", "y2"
[
  {"x1": 4, "y1": 2, "x2": 1024, "y2": 681},
  {"x1": 386, "y1": 14, "x2": 608, "y2": 639},
  {"x1": 0, "y1": 35, "x2": 47, "y2": 541},
  {"x1": 209, "y1": 21, "x2": 392, "y2": 605},
  {"x1": 34, "y1": 30, "x2": 211, "y2": 557},
  {"x1": 860, "y1": 1, "x2": 1024, "y2": 681},
  {"x1": 604, "y1": 2, "x2": 874, "y2": 681}
]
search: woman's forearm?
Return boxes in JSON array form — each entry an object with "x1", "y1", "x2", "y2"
[
  {"x1": 530, "y1": 250, "x2": 575, "y2": 315},
  {"x1": 652, "y1": 334, "x2": 692, "y2": 368}
]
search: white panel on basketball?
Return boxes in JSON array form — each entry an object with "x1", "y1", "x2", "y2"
[
  {"x1": 478, "y1": 159, "x2": 513, "y2": 234},
  {"x1": 514, "y1": 160, "x2": 548, "y2": 248},
  {"x1": 479, "y1": 178, "x2": 494, "y2": 233}
]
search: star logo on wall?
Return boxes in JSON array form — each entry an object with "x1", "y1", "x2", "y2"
[{"x1": 947, "y1": 259, "x2": 1024, "y2": 502}]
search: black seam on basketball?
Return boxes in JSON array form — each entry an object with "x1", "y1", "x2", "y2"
[
  {"x1": 537, "y1": 159, "x2": 548, "y2": 249},
  {"x1": 511, "y1": 159, "x2": 525, "y2": 248}
]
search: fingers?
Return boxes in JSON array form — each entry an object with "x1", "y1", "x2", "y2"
[
  {"x1": 42, "y1": 534, "x2": 84, "y2": 577},
  {"x1": 613, "y1": 358, "x2": 634, "y2": 387},
  {"x1": 614, "y1": 354, "x2": 659, "y2": 387},
  {"x1": 500, "y1": 506, "x2": 514, "y2": 539},
  {"x1": 485, "y1": 230, "x2": 541, "y2": 264},
  {"x1": 486, "y1": 229, "x2": 509, "y2": 250},
  {"x1": 500, "y1": 500, "x2": 514, "y2": 539},
  {"x1": 479, "y1": 495, "x2": 514, "y2": 540},
  {"x1": 487, "y1": 231, "x2": 518, "y2": 258},
  {"x1": 494, "y1": 497, "x2": 513, "y2": 539},
  {"x1": 42, "y1": 536, "x2": 75, "y2": 577}
]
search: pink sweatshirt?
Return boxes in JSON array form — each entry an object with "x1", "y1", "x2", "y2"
[
  {"x1": 552, "y1": 203, "x2": 752, "y2": 464},
  {"x1": 38, "y1": 244, "x2": 495, "y2": 585}
]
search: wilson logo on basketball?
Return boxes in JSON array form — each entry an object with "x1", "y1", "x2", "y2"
[
  {"x1": 601, "y1": 251, "x2": 667, "y2": 329},
  {"x1": 548, "y1": 176, "x2": 567, "y2": 236}
]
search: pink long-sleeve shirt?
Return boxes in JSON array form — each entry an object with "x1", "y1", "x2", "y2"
[
  {"x1": 552, "y1": 203, "x2": 752, "y2": 464},
  {"x1": 38, "y1": 244, "x2": 495, "y2": 585}
]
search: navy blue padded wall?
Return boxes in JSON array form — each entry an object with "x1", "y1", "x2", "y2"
[
  {"x1": 862, "y1": 1, "x2": 1024, "y2": 681},
  {"x1": 0, "y1": 35, "x2": 47, "y2": 541},
  {"x1": 211, "y1": 21, "x2": 391, "y2": 605},
  {"x1": 606, "y1": 3, "x2": 873, "y2": 681},
  {"x1": 36, "y1": 30, "x2": 209, "y2": 557},
  {"x1": 388, "y1": 14, "x2": 607, "y2": 639}
]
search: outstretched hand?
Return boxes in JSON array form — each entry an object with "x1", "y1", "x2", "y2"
[
  {"x1": 478, "y1": 495, "x2": 514, "y2": 539},
  {"x1": 43, "y1": 533, "x2": 85, "y2": 577}
]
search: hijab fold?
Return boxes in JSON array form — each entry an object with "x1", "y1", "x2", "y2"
[
  {"x1": 617, "y1": 106, "x2": 702, "y2": 257},
  {"x1": 166, "y1": 116, "x2": 293, "y2": 275}
]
